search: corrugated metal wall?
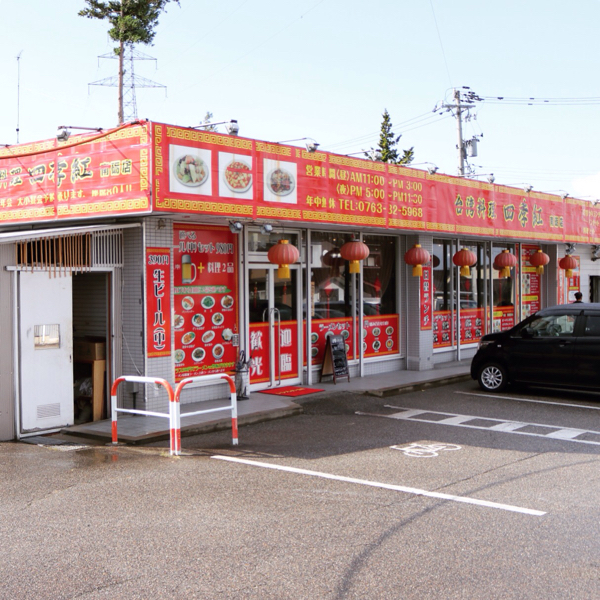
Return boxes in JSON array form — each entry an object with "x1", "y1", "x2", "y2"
[
  {"x1": 119, "y1": 227, "x2": 145, "y2": 408},
  {"x1": 0, "y1": 244, "x2": 15, "y2": 440},
  {"x1": 73, "y1": 272, "x2": 108, "y2": 337}
]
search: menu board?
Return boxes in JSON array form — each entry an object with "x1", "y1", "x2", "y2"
[
  {"x1": 521, "y1": 244, "x2": 542, "y2": 317},
  {"x1": 320, "y1": 334, "x2": 350, "y2": 383},
  {"x1": 173, "y1": 224, "x2": 239, "y2": 381},
  {"x1": 433, "y1": 311, "x2": 453, "y2": 349},
  {"x1": 363, "y1": 315, "x2": 399, "y2": 357}
]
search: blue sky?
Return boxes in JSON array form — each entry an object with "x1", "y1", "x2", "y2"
[{"x1": 1, "y1": 0, "x2": 600, "y2": 199}]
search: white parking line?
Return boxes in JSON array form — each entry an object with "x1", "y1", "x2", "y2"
[
  {"x1": 211, "y1": 455, "x2": 546, "y2": 516},
  {"x1": 456, "y1": 390, "x2": 600, "y2": 411}
]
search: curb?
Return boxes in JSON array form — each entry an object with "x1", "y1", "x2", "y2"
[
  {"x1": 364, "y1": 373, "x2": 471, "y2": 398},
  {"x1": 60, "y1": 403, "x2": 305, "y2": 445}
]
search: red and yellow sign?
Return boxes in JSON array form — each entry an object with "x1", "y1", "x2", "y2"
[
  {"x1": 434, "y1": 308, "x2": 485, "y2": 349},
  {"x1": 3, "y1": 120, "x2": 600, "y2": 245},
  {"x1": 172, "y1": 224, "x2": 239, "y2": 382},
  {"x1": 146, "y1": 247, "x2": 171, "y2": 357},
  {"x1": 0, "y1": 123, "x2": 150, "y2": 223},
  {"x1": 309, "y1": 318, "x2": 353, "y2": 365},
  {"x1": 363, "y1": 315, "x2": 399, "y2": 357},
  {"x1": 152, "y1": 122, "x2": 600, "y2": 244}
]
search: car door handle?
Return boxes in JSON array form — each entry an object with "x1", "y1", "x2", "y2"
[{"x1": 559, "y1": 340, "x2": 573, "y2": 347}]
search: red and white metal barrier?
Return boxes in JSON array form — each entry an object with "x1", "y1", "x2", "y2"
[
  {"x1": 110, "y1": 375, "x2": 175, "y2": 450},
  {"x1": 173, "y1": 374, "x2": 238, "y2": 455},
  {"x1": 110, "y1": 374, "x2": 238, "y2": 456}
]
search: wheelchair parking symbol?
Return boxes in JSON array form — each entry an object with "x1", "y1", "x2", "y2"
[{"x1": 390, "y1": 443, "x2": 462, "y2": 458}]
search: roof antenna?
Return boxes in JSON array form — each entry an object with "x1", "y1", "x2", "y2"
[{"x1": 16, "y1": 50, "x2": 23, "y2": 143}]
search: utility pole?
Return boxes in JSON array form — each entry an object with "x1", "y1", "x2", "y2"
[
  {"x1": 435, "y1": 87, "x2": 481, "y2": 176},
  {"x1": 454, "y1": 89, "x2": 465, "y2": 176}
]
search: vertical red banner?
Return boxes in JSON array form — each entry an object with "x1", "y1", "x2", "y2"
[
  {"x1": 420, "y1": 266, "x2": 433, "y2": 330},
  {"x1": 249, "y1": 323, "x2": 270, "y2": 384},
  {"x1": 146, "y1": 247, "x2": 172, "y2": 357}
]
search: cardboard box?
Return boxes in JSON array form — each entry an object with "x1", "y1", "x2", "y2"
[{"x1": 74, "y1": 337, "x2": 106, "y2": 361}]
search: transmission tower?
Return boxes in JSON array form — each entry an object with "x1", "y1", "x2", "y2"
[{"x1": 89, "y1": 44, "x2": 166, "y2": 124}]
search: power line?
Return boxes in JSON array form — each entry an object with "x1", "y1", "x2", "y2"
[
  {"x1": 480, "y1": 95, "x2": 600, "y2": 106},
  {"x1": 429, "y1": 0, "x2": 452, "y2": 88},
  {"x1": 324, "y1": 111, "x2": 451, "y2": 152}
]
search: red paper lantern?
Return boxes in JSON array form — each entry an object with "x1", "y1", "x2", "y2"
[
  {"x1": 494, "y1": 249, "x2": 517, "y2": 278},
  {"x1": 404, "y1": 244, "x2": 431, "y2": 277},
  {"x1": 453, "y1": 248, "x2": 477, "y2": 277},
  {"x1": 340, "y1": 240, "x2": 370, "y2": 274},
  {"x1": 559, "y1": 255, "x2": 577, "y2": 278},
  {"x1": 267, "y1": 239, "x2": 299, "y2": 279},
  {"x1": 529, "y1": 249, "x2": 550, "y2": 275}
]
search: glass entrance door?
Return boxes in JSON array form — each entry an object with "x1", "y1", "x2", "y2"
[{"x1": 248, "y1": 265, "x2": 302, "y2": 389}]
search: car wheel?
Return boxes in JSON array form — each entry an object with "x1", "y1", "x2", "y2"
[{"x1": 478, "y1": 363, "x2": 508, "y2": 392}]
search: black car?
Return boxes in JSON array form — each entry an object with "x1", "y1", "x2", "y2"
[{"x1": 471, "y1": 303, "x2": 600, "y2": 392}]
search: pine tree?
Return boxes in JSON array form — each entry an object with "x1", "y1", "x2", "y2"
[{"x1": 367, "y1": 109, "x2": 414, "y2": 165}]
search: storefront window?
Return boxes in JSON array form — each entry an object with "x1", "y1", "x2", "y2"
[
  {"x1": 433, "y1": 239, "x2": 487, "y2": 349},
  {"x1": 363, "y1": 235, "x2": 397, "y2": 316},
  {"x1": 362, "y1": 234, "x2": 399, "y2": 359},
  {"x1": 307, "y1": 232, "x2": 398, "y2": 365},
  {"x1": 308, "y1": 232, "x2": 354, "y2": 364}
]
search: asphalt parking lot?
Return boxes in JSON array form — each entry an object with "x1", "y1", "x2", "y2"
[{"x1": 3, "y1": 380, "x2": 600, "y2": 599}]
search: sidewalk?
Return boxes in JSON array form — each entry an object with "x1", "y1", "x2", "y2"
[{"x1": 61, "y1": 360, "x2": 471, "y2": 445}]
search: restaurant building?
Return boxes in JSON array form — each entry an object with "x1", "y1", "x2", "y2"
[{"x1": 0, "y1": 120, "x2": 598, "y2": 441}]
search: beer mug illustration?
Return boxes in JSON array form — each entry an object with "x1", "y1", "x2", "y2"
[{"x1": 181, "y1": 254, "x2": 197, "y2": 284}]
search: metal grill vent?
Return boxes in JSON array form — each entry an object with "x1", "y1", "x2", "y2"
[
  {"x1": 37, "y1": 402, "x2": 61, "y2": 419},
  {"x1": 91, "y1": 230, "x2": 123, "y2": 267}
]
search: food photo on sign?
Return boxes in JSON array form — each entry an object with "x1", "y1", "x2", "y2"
[
  {"x1": 218, "y1": 152, "x2": 253, "y2": 200},
  {"x1": 169, "y1": 144, "x2": 212, "y2": 195},
  {"x1": 263, "y1": 158, "x2": 297, "y2": 204}
]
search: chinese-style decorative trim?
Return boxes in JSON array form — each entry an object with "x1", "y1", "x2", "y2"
[
  {"x1": 404, "y1": 243, "x2": 431, "y2": 277},
  {"x1": 267, "y1": 239, "x2": 299, "y2": 279},
  {"x1": 529, "y1": 249, "x2": 550, "y2": 275},
  {"x1": 453, "y1": 248, "x2": 477, "y2": 277},
  {"x1": 340, "y1": 239, "x2": 370, "y2": 274},
  {"x1": 559, "y1": 255, "x2": 577, "y2": 278},
  {"x1": 494, "y1": 249, "x2": 517, "y2": 278}
]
